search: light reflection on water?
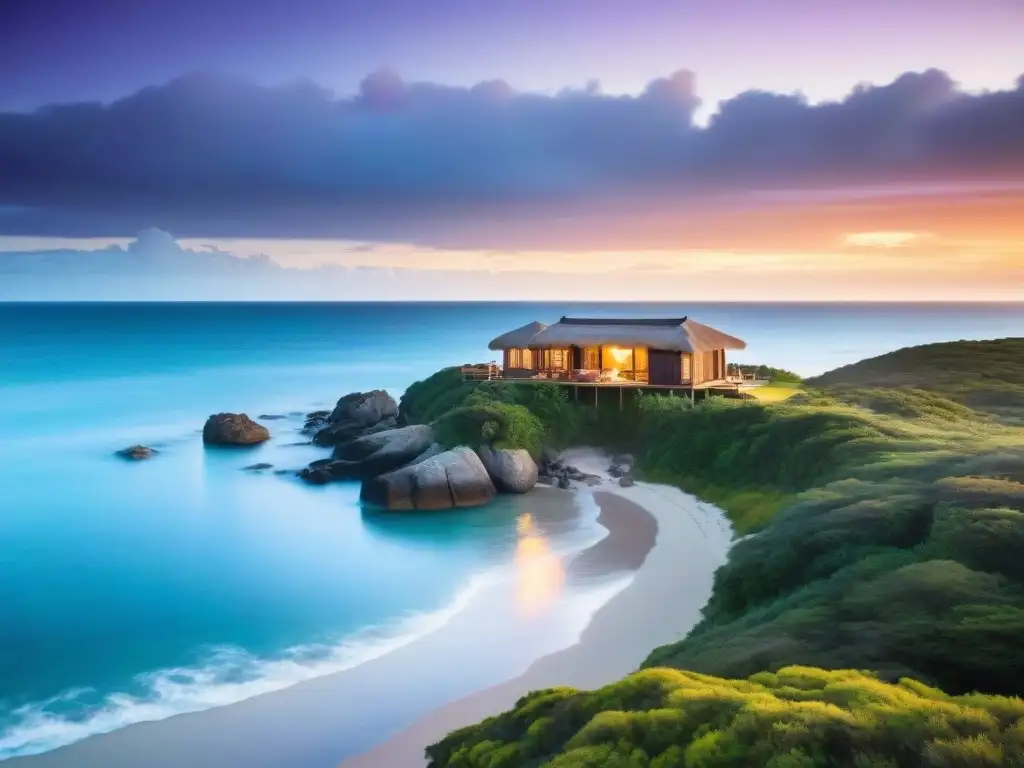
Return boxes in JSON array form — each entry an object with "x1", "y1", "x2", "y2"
[{"x1": 514, "y1": 512, "x2": 565, "y2": 617}]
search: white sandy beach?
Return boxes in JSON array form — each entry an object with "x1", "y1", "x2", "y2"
[{"x1": 340, "y1": 448, "x2": 733, "y2": 768}]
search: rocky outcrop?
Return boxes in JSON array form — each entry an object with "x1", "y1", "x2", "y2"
[
  {"x1": 476, "y1": 446, "x2": 538, "y2": 494},
  {"x1": 619, "y1": 474, "x2": 636, "y2": 487},
  {"x1": 299, "y1": 425, "x2": 437, "y2": 484},
  {"x1": 361, "y1": 447, "x2": 496, "y2": 510},
  {"x1": 202, "y1": 414, "x2": 270, "y2": 446},
  {"x1": 537, "y1": 450, "x2": 602, "y2": 490},
  {"x1": 302, "y1": 410, "x2": 331, "y2": 435},
  {"x1": 312, "y1": 391, "x2": 399, "y2": 446},
  {"x1": 117, "y1": 445, "x2": 157, "y2": 460},
  {"x1": 609, "y1": 453, "x2": 635, "y2": 478}
]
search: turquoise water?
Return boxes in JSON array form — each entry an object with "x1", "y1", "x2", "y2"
[{"x1": 0, "y1": 301, "x2": 1021, "y2": 759}]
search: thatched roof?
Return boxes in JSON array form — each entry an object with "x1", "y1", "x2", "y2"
[
  {"x1": 487, "y1": 320, "x2": 548, "y2": 350},
  {"x1": 489, "y1": 316, "x2": 746, "y2": 353}
]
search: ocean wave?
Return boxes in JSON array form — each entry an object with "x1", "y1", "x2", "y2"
[{"x1": 0, "y1": 570, "x2": 500, "y2": 760}]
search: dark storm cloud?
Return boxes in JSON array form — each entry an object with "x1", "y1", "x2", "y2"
[{"x1": 0, "y1": 68, "x2": 1021, "y2": 240}]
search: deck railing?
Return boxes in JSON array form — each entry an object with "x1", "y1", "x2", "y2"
[{"x1": 460, "y1": 362, "x2": 501, "y2": 381}]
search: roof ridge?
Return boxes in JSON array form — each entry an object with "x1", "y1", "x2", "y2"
[{"x1": 558, "y1": 316, "x2": 687, "y2": 327}]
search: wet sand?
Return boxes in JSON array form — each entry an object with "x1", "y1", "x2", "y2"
[{"x1": 341, "y1": 449, "x2": 732, "y2": 768}]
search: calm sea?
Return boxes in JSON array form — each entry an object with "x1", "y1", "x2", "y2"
[{"x1": 0, "y1": 301, "x2": 1021, "y2": 760}]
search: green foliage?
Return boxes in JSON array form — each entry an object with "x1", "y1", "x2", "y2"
[
  {"x1": 807, "y1": 337, "x2": 1024, "y2": 424},
  {"x1": 433, "y1": 400, "x2": 546, "y2": 457},
  {"x1": 425, "y1": 666, "x2": 1024, "y2": 768},
  {"x1": 732, "y1": 363, "x2": 803, "y2": 384},
  {"x1": 519, "y1": 385, "x2": 581, "y2": 448},
  {"x1": 400, "y1": 367, "x2": 478, "y2": 424}
]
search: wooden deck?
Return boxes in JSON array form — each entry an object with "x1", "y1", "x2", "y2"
[{"x1": 459, "y1": 365, "x2": 740, "y2": 408}]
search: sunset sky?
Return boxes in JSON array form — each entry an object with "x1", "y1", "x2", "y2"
[{"x1": 1, "y1": 0, "x2": 1022, "y2": 300}]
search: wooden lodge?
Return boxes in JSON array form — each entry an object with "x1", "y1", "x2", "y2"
[{"x1": 462, "y1": 316, "x2": 748, "y2": 399}]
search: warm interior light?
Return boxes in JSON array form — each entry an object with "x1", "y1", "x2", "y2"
[{"x1": 607, "y1": 347, "x2": 633, "y2": 365}]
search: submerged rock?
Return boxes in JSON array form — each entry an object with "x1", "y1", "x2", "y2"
[
  {"x1": 243, "y1": 462, "x2": 274, "y2": 471},
  {"x1": 300, "y1": 425, "x2": 436, "y2": 484},
  {"x1": 258, "y1": 414, "x2": 288, "y2": 420},
  {"x1": 361, "y1": 447, "x2": 496, "y2": 510},
  {"x1": 202, "y1": 413, "x2": 270, "y2": 446},
  {"x1": 476, "y1": 446, "x2": 538, "y2": 494},
  {"x1": 313, "y1": 390, "x2": 399, "y2": 446},
  {"x1": 117, "y1": 445, "x2": 157, "y2": 460}
]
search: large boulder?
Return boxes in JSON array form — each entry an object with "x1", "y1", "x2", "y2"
[
  {"x1": 476, "y1": 446, "x2": 538, "y2": 494},
  {"x1": 361, "y1": 447, "x2": 496, "y2": 510},
  {"x1": 313, "y1": 390, "x2": 399, "y2": 446},
  {"x1": 203, "y1": 413, "x2": 270, "y2": 446},
  {"x1": 300, "y1": 425, "x2": 436, "y2": 483}
]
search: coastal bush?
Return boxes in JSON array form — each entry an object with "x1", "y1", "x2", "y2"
[
  {"x1": 400, "y1": 367, "x2": 477, "y2": 424},
  {"x1": 807, "y1": 338, "x2": 1024, "y2": 424},
  {"x1": 425, "y1": 666, "x2": 1024, "y2": 768},
  {"x1": 433, "y1": 401, "x2": 545, "y2": 457},
  {"x1": 732, "y1": 363, "x2": 803, "y2": 384}
]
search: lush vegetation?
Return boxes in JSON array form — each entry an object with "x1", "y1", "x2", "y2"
[
  {"x1": 732, "y1": 363, "x2": 803, "y2": 384},
  {"x1": 808, "y1": 337, "x2": 1024, "y2": 425},
  {"x1": 400, "y1": 340, "x2": 1024, "y2": 763},
  {"x1": 427, "y1": 666, "x2": 1024, "y2": 768}
]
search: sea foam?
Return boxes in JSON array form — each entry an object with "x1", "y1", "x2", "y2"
[{"x1": 0, "y1": 570, "x2": 498, "y2": 760}]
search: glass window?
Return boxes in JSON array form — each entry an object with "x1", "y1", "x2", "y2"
[
  {"x1": 634, "y1": 346, "x2": 648, "y2": 373},
  {"x1": 507, "y1": 348, "x2": 535, "y2": 369},
  {"x1": 602, "y1": 345, "x2": 633, "y2": 371},
  {"x1": 547, "y1": 349, "x2": 567, "y2": 370},
  {"x1": 582, "y1": 347, "x2": 600, "y2": 369}
]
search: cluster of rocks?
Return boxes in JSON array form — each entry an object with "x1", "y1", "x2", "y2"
[
  {"x1": 298, "y1": 390, "x2": 540, "y2": 511},
  {"x1": 117, "y1": 411, "x2": 273, "y2": 460},
  {"x1": 117, "y1": 389, "x2": 634, "y2": 507},
  {"x1": 536, "y1": 450, "x2": 602, "y2": 489}
]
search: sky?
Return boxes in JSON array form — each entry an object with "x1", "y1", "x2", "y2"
[{"x1": 1, "y1": 0, "x2": 1022, "y2": 300}]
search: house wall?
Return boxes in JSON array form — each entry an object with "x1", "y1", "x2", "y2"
[
  {"x1": 649, "y1": 348, "x2": 682, "y2": 385},
  {"x1": 688, "y1": 350, "x2": 724, "y2": 384}
]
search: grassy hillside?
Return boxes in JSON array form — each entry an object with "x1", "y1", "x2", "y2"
[
  {"x1": 808, "y1": 337, "x2": 1024, "y2": 424},
  {"x1": 399, "y1": 340, "x2": 1024, "y2": 764},
  {"x1": 427, "y1": 666, "x2": 1024, "y2": 768}
]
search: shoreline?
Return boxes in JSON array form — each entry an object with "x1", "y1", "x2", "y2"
[
  {"x1": 340, "y1": 449, "x2": 732, "y2": 768},
  {"x1": 7, "y1": 450, "x2": 731, "y2": 768},
  {"x1": 5, "y1": 465, "x2": 660, "y2": 767}
]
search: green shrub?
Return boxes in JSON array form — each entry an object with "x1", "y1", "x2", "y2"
[
  {"x1": 425, "y1": 666, "x2": 1024, "y2": 768},
  {"x1": 433, "y1": 401, "x2": 546, "y2": 457}
]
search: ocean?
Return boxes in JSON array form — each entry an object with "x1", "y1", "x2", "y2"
[{"x1": 0, "y1": 301, "x2": 1021, "y2": 761}]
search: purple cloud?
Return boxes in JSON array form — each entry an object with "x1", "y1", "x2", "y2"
[{"x1": 0, "y1": 68, "x2": 1021, "y2": 241}]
